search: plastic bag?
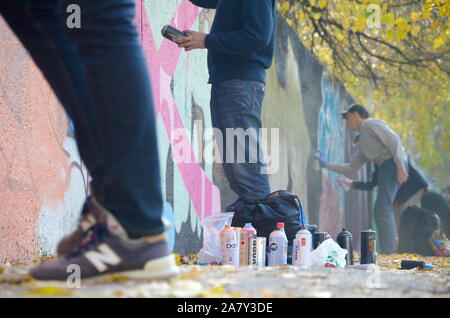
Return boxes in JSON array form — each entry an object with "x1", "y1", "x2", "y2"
[
  {"x1": 198, "y1": 212, "x2": 234, "y2": 265},
  {"x1": 429, "y1": 229, "x2": 450, "y2": 257},
  {"x1": 311, "y1": 238, "x2": 348, "y2": 268}
]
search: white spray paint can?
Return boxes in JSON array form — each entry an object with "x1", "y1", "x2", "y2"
[
  {"x1": 220, "y1": 225, "x2": 239, "y2": 266},
  {"x1": 292, "y1": 226, "x2": 312, "y2": 268},
  {"x1": 268, "y1": 223, "x2": 288, "y2": 266}
]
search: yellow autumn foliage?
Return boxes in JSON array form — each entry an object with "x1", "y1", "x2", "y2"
[{"x1": 279, "y1": 0, "x2": 449, "y2": 187}]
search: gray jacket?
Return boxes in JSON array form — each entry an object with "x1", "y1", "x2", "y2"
[{"x1": 327, "y1": 118, "x2": 407, "y2": 175}]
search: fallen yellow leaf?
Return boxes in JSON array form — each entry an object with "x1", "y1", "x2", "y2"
[
  {"x1": 25, "y1": 286, "x2": 72, "y2": 297},
  {"x1": 210, "y1": 285, "x2": 224, "y2": 294}
]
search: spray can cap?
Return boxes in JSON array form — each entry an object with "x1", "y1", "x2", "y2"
[
  {"x1": 277, "y1": 222, "x2": 285, "y2": 229},
  {"x1": 245, "y1": 223, "x2": 252, "y2": 227},
  {"x1": 424, "y1": 264, "x2": 434, "y2": 270},
  {"x1": 339, "y1": 228, "x2": 352, "y2": 235}
]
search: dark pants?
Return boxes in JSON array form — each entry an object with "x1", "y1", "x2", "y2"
[
  {"x1": 0, "y1": 0, "x2": 164, "y2": 238},
  {"x1": 210, "y1": 80, "x2": 271, "y2": 202},
  {"x1": 375, "y1": 159, "x2": 408, "y2": 254}
]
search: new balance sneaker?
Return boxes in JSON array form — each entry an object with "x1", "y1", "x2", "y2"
[
  {"x1": 56, "y1": 196, "x2": 106, "y2": 255},
  {"x1": 57, "y1": 196, "x2": 173, "y2": 255},
  {"x1": 31, "y1": 213, "x2": 179, "y2": 281}
]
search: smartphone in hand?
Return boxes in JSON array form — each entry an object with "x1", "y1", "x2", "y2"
[{"x1": 161, "y1": 25, "x2": 188, "y2": 44}]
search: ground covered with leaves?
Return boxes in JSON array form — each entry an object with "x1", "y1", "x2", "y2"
[{"x1": 0, "y1": 252, "x2": 448, "y2": 298}]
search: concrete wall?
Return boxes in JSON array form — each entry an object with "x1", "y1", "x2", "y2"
[
  {"x1": 0, "y1": 0, "x2": 370, "y2": 262},
  {"x1": 0, "y1": 22, "x2": 88, "y2": 262}
]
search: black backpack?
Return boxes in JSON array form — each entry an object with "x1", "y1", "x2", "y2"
[
  {"x1": 421, "y1": 191, "x2": 450, "y2": 238},
  {"x1": 227, "y1": 190, "x2": 316, "y2": 263},
  {"x1": 398, "y1": 205, "x2": 440, "y2": 256}
]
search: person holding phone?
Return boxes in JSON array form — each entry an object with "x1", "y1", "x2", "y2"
[{"x1": 177, "y1": 0, "x2": 277, "y2": 207}]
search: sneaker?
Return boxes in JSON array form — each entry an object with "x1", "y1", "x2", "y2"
[
  {"x1": 32, "y1": 215, "x2": 179, "y2": 281},
  {"x1": 57, "y1": 197, "x2": 173, "y2": 255},
  {"x1": 56, "y1": 196, "x2": 106, "y2": 255}
]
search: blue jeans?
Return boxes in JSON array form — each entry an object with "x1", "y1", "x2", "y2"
[
  {"x1": 375, "y1": 158, "x2": 408, "y2": 254},
  {"x1": 210, "y1": 80, "x2": 271, "y2": 203},
  {"x1": 0, "y1": 0, "x2": 164, "y2": 238}
]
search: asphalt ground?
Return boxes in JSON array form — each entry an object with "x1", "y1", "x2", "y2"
[{"x1": 0, "y1": 253, "x2": 448, "y2": 298}]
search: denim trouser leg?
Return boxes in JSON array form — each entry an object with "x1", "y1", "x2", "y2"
[
  {"x1": 0, "y1": 0, "x2": 164, "y2": 238},
  {"x1": 210, "y1": 80, "x2": 271, "y2": 201},
  {"x1": 374, "y1": 159, "x2": 406, "y2": 254}
]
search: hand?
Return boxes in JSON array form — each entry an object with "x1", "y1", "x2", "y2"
[
  {"x1": 176, "y1": 30, "x2": 207, "y2": 52},
  {"x1": 341, "y1": 176, "x2": 353, "y2": 188},
  {"x1": 313, "y1": 152, "x2": 327, "y2": 168},
  {"x1": 397, "y1": 167, "x2": 409, "y2": 184}
]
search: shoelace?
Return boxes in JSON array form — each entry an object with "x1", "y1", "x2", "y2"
[{"x1": 65, "y1": 224, "x2": 109, "y2": 259}]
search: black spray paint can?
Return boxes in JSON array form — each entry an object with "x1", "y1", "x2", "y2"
[
  {"x1": 361, "y1": 230, "x2": 376, "y2": 264},
  {"x1": 337, "y1": 228, "x2": 354, "y2": 265},
  {"x1": 313, "y1": 232, "x2": 329, "y2": 250},
  {"x1": 161, "y1": 25, "x2": 188, "y2": 44}
]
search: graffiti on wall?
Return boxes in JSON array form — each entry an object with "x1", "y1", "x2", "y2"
[
  {"x1": 269, "y1": 16, "x2": 369, "y2": 240},
  {"x1": 136, "y1": 0, "x2": 221, "y2": 254},
  {"x1": 0, "y1": 2, "x2": 371, "y2": 261},
  {"x1": 317, "y1": 76, "x2": 346, "y2": 239}
]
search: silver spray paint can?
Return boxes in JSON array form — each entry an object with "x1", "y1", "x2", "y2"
[{"x1": 256, "y1": 237, "x2": 266, "y2": 267}]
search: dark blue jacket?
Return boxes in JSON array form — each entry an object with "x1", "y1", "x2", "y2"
[
  {"x1": 189, "y1": 0, "x2": 276, "y2": 84},
  {"x1": 353, "y1": 162, "x2": 428, "y2": 204}
]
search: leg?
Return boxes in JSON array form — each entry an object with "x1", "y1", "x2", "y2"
[
  {"x1": 1, "y1": 0, "x2": 177, "y2": 280},
  {"x1": 374, "y1": 159, "x2": 401, "y2": 254},
  {"x1": 211, "y1": 80, "x2": 271, "y2": 201},
  {"x1": 61, "y1": 0, "x2": 164, "y2": 238},
  {"x1": 0, "y1": 0, "x2": 164, "y2": 238}
]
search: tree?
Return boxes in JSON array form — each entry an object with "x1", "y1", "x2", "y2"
[{"x1": 279, "y1": 0, "x2": 449, "y2": 187}]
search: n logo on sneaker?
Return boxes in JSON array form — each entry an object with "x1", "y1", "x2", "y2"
[{"x1": 84, "y1": 244, "x2": 122, "y2": 272}]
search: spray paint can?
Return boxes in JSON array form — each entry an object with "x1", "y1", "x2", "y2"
[
  {"x1": 292, "y1": 227, "x2": 312, "y2": 268},
  {"x1": 337, "y1": 228, "x2": 354, "y2": 265},
  {"x1": 314, "y1": 151, "x2": 321, "y2": 171},
  {"x1": 220, "y1": 225, "x2": 239, "y2": 266},
  {"x1": 239, "y1": 223, "x2": 257, "y2": 266},
  {"x1": 268, "y1": 223, "x2": 288, "y2": 266},
  {"x1": 161, "y1": 25, "x2": 188, "y2": 44},
  {"x1": 239, "y1": 229, "x2": 249, "y2": 266},
  {"x1": 256, "y1": 237, "x2": 266, "y2": 267},
  {"x1": 233, "y1": 226, "x2": 241, "y2": 253},
  {"x1": 361, "y1": 230, "x2": 376, "y2": 264},
  {"x1": 313, "y1": 232, "x2": 329, "y2": 249},
  {"x1": 233, "y1": 226, "x2": 241, "y2": 239}
]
